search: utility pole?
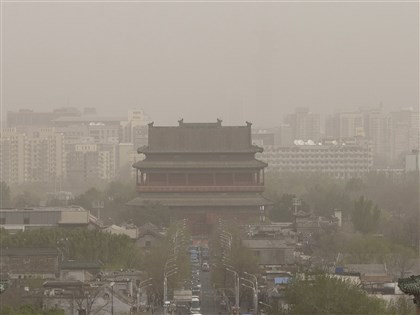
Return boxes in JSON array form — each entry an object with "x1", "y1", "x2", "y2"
[{"x1": 110, "y1": 282, "x2": 115, "y2": 315}]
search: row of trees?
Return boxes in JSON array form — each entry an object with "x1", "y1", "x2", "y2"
[
  {"x1": 266, "y1": 171, "x2": 419, "y2": 218},
  {"x1": 277, "y1": 274, "x2": 416, "y2": 315},
  {"x1": 0, "y1": 228, "x2": 143, "y2": 270},
  {"x1": 266, "y1": 172, "x2": 419, "y2": 249}
]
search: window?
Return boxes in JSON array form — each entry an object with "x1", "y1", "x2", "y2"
[
  {"x1": 145, "y1": 241, "x2": 151, "y2": 248},
  {"x1": 0, "y1": 217, "x2": 5, "y2": 225},
  {"x1": 23, "y1": 217, "x2": 30, "y2": 225}
]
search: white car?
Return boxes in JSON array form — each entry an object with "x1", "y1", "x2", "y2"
[{"x1": 190, "y1": 297, "x2": 200, "y2": 313}]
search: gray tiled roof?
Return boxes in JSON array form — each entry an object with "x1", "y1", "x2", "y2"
[{"x1": 142, "y1": 123, "x2": 263, "y2": 153}]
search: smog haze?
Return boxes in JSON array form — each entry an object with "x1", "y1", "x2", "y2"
[{"x1": 2, "y1": 2, "x2": 419, "y2": 126}]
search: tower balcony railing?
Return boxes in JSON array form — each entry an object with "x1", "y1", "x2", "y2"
[{"x1": 136, "y1": 185, "x2": 264, "y2": 193}]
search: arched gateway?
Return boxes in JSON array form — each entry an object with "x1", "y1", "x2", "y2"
[{"x1": 126, "y1": 119, "x2": 272, "y2": 234}]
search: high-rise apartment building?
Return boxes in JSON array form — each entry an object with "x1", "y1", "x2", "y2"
[
  {"x1": 26, "y1": 128, "x2": 65, "y2": 183},
  {"x1": 0, "y1": 128, "x2": 65, "y2": 185},
  {"x1": 66, "y1": 142, "x2": 118, "y2": 184},
  {"x1": 0, "y1": 128, "x2": 26, "y2": 185},
  {"x1": 327, "y1": 111, "x2": 365, "y2": 139},
  {"x1": 285, "y1": 107, "x2": 321, "y2": 141},
  {"x1": 361, "y1": 108, "x2": 392, "y2": 166},
  {"x1": 7, "y1": 108, "x2": 81, "y2": 128},
  {"x1": 121, "y1": 109, "x2": 151, "y2": 149}
]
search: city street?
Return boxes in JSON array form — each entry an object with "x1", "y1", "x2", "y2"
[{"x1": 199, "y1": 269, "x2": 220, "y2": 315}]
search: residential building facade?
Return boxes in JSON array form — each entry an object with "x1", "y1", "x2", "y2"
[{"x1": 259, "y1": 138, "x2": 373, "y2": 178}]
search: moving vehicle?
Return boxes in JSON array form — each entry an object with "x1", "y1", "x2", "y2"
[
  {"x1": 190, "y1": 297, "x2": 200, "y2": 313},
  {"x1": 201, "y1": 262, "x2": 210, "y2": 272}
]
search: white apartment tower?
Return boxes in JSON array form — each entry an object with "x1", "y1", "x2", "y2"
[
  {"x1": 26, "y1": 128, "x2": 65, "y2": 183},
  {"x1": 0, "y1": 128, "x2": 26, "y2": 185},
  {"x1": 0, "y1": 128, "x2": 65, "y2": 185}
]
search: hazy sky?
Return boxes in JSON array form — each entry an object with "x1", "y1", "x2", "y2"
[{"x1": 2, "y1": 2, "x2": 419, "y2": 127}]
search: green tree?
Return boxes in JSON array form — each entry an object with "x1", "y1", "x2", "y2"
[
  {"x1": 268, "y1": 194, "x2": 310, "y2": 222},
  {"x1": 122, "y1": 201, "x2": 171, "y2": 228},
  {"x1": 142, "y1": 220, "x2": 190, "y2": 302},
  {"x1": 1, "y1": 228, "x2": 143, "y2": 269},
  {"x1": 0, "y1": 305, "x2": 64, "y2": 315},
  {"x1": 386, "y1": 295, "x2": 416, "y2": 315},
  {"x1": 386, "y1": 244, "x2": 417, "y2": 279},
  {"x1": 73, "y1": 187, "x2": 102, "y2": 211},
  {"x1": 285, "y1": 274, "x2": 387, "y2": 314},
  {"x1": 344, "y1": 235, "x2": 392, "y2": 264},
  {"x1": 352, "y1": 196, "x2": 381, "y2": 234},
  {"x1": 13, "y1": 190, "x2": 40, "y2": 208}
]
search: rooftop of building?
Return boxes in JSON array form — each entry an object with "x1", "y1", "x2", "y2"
[
  {"x1": 52, "y1": 116, "x2": 125, "y2": 123},
  {"x1": 138, "y1": 119, "x2": 263, "y2": 153},
  {"x1": 0, "y1": 206, "x2": 88, "y2": 213}
]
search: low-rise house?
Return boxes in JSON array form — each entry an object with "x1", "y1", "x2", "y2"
[
  {"x1": 136, "y1": 222, "x2": 165, "y2": 248},
  {"x1": 0, "y1": 248, "x2": 59, "y2": 279},
  {"x1": 345, "y1": 264, "x2": 393, "y2": 294},
  {"x1": 242, "y1": 238, "x2": 296, "y2": 265},
  {"x1": 43, "y1": 279, "x2": 144, "y2": 315},
  {"x1": 0, "y1": 206, "x2": 99, "y2": 233},
  {"x1": 242, "y1": 224, "x2": 297, "y2": 265},
  {"x1": 103, "y1": 224, "x2": 138, "y2": 240},
  {"x1": 60, "y1": 261, "x2": 102, "y2": 282},
  {"x1": 295, "y1": 214, "x2": 340, "y2": 235}
]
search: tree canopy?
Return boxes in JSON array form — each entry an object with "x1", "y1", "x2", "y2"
[
  {"x1": 352, "y1": 196, "x2": 381, "y2": 234},
  {"x1": 284, "y1": 274, "x2": 388, "y2": 315},
  {"x1": 1, "y1": 228, "x2": 143, "y2": 269}
]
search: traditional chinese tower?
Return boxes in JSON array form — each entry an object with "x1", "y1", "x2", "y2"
[{"x1": 127, "y1": 119, "x2": 271, "y2": 234}]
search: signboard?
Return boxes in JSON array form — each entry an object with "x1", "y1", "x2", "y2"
[{"x1": 274, "y1": 277, "x2": 290, "y2": 284}]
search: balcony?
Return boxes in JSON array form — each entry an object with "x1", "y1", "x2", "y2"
[{"x1": 136, "y1": 185, "x2": 264, "y2": 193}]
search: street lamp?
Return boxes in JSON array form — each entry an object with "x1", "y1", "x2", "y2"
[
  {"x1": 241, "y1": 277, "x2": 257, "y2": 315},
  {"x1": 224, "y1": 266, "x2": 239, "y2": 309},
  {"x1": 244, "y1": 272, "x2": 258, "y2": 315},
  {"x1": 164, "y1": 258, "x2": 178, "y2": 315},
  {"x1": 259, "y1": 301, "x2": 273, "y2": 309},
  {"x1": 110, "y1": 281, "x2": 115, "y2": 315},
  {"x1": 163, "y1": 269, "x2": 177, "y2": 315},
  {"x1": 137, "y1": 278, "x2": 152, "y2": 310}
]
